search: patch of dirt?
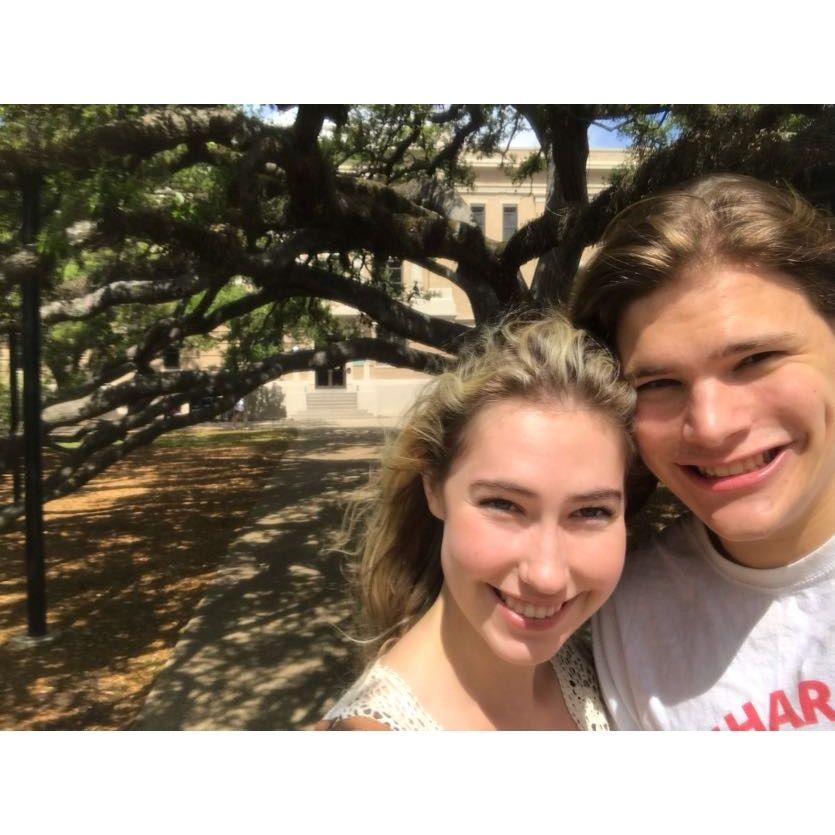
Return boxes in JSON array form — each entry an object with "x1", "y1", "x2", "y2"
[{"x1": 0, "y1": 426, "x2": 294, "y2": 730}]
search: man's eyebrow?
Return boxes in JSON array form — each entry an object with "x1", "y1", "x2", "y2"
[
  {"x1": 626, "y1": 332, "x2": 799, "y2": 380},
  {"x1": 569, "y1": 489, "x2": 623, "y2": 503},
  {"x1": 625, "y1": 363, "x2": 673, "y2": 381},
  {"x1": 707, "y1": 333, "x2": 798, "y2": 361}
]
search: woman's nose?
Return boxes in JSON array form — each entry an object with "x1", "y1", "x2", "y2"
[{"x1": 516, "y1": 526, "x2": 570, "y2": 598}]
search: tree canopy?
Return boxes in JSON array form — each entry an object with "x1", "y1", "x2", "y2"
[{"x1": 1, "y1": 103, "x2": 834, "y2": 531}]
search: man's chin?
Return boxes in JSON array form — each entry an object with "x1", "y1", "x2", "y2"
[
  {"x1": 698, "y1": 510, "x2": 779, "y2": 544},
  {"x1": 692, "y1": 503, "x2": 801, "y2": 566}
]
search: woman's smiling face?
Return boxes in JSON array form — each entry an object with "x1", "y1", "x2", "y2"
[{"x1": 424, "y1": 397, "x2": 627, "y2": 666}]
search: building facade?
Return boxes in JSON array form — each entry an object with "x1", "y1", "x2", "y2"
[{"x1": 273, "y1": 147, "x2": 629, "y2": 422}]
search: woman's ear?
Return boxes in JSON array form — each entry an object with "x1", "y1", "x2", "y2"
[{"x1": 422, "y1": 474, "x2": 445, "y2": 521}]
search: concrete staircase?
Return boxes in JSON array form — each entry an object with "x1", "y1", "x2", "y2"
[{"x1": 292, "y1": 388, "x2": 374, "y2": 423}]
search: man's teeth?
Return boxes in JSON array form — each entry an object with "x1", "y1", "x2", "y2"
[
  {"x1": 498, "y1": 591, "x2": 560, "y2": 620},
  {"x1": 697, "y1": 450, "x2": 775, "y2": 478}
]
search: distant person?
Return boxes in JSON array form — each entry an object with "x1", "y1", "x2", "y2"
[
  {"x1": 317, "y1": 314, "x2": 635, "y2": 730},
  {"x1": 572, "y1": 174, "x2": 835, "y2": 730},
  {"x1": 232, "y1": 397, "x2": 246, "y2": 426}
]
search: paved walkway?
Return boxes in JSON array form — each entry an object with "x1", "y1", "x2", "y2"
[{"x1": 132, "y1": 424, "x2": 386, "y2": 730}]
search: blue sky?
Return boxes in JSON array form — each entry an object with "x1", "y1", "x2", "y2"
[
  {"x1": 509, "y1": 120, "x2": 632, "y2": 150},
  {"x1": 588, "y1": 122, "x2": 632, "y2": 148}
]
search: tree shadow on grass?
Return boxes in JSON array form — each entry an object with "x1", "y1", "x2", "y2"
[{"x1": 0, "y1": 429, "x2": 295, "y2": 729}]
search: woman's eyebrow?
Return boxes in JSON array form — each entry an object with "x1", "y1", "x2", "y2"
[
  {"x1": 470, "y1": 482, "x2": 623, "y2": 503},
  {"x1": 470, "y1": 479, "x2": 535, "y2": 496}
]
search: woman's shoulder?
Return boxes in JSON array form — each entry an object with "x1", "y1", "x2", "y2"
[
  {"x1": 318, "y1": 662, "x2": 441, "y2": 732},
  {"x1": 551, "y1": 633, "x2": 610, "y2": 731}
]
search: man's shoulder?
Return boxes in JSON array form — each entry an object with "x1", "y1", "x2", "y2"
[{"x1": 594, "y1": 512, "x2": 721, "y2": 689}]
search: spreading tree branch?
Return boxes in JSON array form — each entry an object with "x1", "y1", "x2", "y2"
[{"x1": 0, "y1": 337, "x2": 451, "y2": 531}]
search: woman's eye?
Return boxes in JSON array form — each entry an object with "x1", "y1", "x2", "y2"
[
  {"x1": 479, "y1": 497, "x2": 520, "y2": 514},
  {"x1": 572, "y1": 506, "x2": 614, "y2": 520}
]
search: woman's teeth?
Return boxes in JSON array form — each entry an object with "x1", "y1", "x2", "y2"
[
  {"x1": 696, "y1": 449, "x2": 776, "y2": 478},
  {"x1": 497, "y1": 590, "x2": 560, "y2": 620}
]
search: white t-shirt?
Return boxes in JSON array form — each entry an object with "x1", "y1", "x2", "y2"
[{"x1": 593, "y1": 513, "x2": 835, "y2": 731}]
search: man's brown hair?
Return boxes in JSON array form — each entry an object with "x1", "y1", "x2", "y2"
[{"x1": 571, "y1": 173, "x2": 835, "y2": 351}]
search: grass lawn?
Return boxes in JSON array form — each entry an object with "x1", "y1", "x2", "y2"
[{"x1": 0, "y1": 424, "x2": 295, "y2": 730}]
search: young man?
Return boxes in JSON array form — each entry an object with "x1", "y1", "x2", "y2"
[{"x1": 572, "y1": 174, "x2": 835, "y2": 730}]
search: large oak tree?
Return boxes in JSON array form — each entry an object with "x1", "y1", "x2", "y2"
[{"x1": 1, "y1": 103, "x2": 833, "y2": 531}]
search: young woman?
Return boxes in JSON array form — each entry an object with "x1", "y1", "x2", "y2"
[{"x1": 317, "y1": 313, "x2": 635, "y2": 730}]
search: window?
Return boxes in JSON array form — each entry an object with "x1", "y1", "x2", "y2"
[
  {"x1": 470, "y1": 204, "x2": 486, "y2": 234},
  {"x1": 386, "y1": 257, "x2": 403, "y2": 289},
  {"x1": 502, "y1": 205, "x2": 518, "y2": 242}
]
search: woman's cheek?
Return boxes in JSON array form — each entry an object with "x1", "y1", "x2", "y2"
[{"x1": 441, "y1": 513, "x2": 514, "y2": 576}]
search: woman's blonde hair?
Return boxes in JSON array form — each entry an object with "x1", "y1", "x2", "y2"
[{"x1": 344, "y1": 311, "x2": 635, "y2": 663}]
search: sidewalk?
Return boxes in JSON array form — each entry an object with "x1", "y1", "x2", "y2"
[{"x1": 132, "y1": 424, "x2": 386, "y2": 730}]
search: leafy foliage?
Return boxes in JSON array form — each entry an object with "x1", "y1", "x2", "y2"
[{"x1": 222, "y1": 293, "x2": 340, "y2": 372}]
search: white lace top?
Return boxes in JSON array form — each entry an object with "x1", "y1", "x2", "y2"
[{"x1": 323, "y1": 636, "x2": 610, "y2": 731}]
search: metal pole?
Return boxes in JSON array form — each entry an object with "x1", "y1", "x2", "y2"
[
  {"x1": 8, "y1": 330, "x2": 22, "y2": 504},
  {"x1": 21, "y1": 172, "x2": 46, "y2": 636}
]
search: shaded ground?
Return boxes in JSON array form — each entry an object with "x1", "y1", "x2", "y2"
[
  {"x1": 134, "y1": 427, "x2": 385, "y2": 730},
  {"x1": 0, "y1": 426, "x2": 294, "y2": 730}
]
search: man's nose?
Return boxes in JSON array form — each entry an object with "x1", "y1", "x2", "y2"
[
  {"x1": 517, "y1": 526, "x2": 570, "y2": 598},
  {"x1": 682, "y1": 379, "x2": 749, "y2": 449}
]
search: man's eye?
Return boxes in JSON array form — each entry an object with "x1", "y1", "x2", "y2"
[
  {"x1": 635, "y1": 378, "x2": 679, "y2": 393},
  {"x1": 572, "y1": 506, "x2": 615, "y2": 520},
  {"x1": 736, "y1": 351, "x2": 782, "y2": 370},
  {"x1": 479, "y1": 497, "x2": 520, "y2": 514}
]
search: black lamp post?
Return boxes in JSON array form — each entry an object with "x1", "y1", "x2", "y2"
[
  {"x1": 20, "y1": 172, "x2": 46, "y2": 637},
  {"x1": 8, "y1": 329, "x2": 22, "y2": 504}
]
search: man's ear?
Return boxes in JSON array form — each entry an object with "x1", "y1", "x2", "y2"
[{"x1": 422, "y1": 474, "x2": 445, "y2": 521}]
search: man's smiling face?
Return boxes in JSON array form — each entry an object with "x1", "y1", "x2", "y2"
[{"x1": 616, "y1": 264, "x2": 835, "y2": 568}]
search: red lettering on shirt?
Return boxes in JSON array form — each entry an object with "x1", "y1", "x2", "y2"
[
  {"x1": 716, "y1": 680, "x2": 834, "y2": 730},
  {"x1": 798, "y1": 680, "x2": 835, "y2": 725},
  {"x1": 724, "y1": 701, "x2": 766, "y2": 731},
  {"x1": 767, "y1": 689, "x2": 804, "y2": 730}
]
